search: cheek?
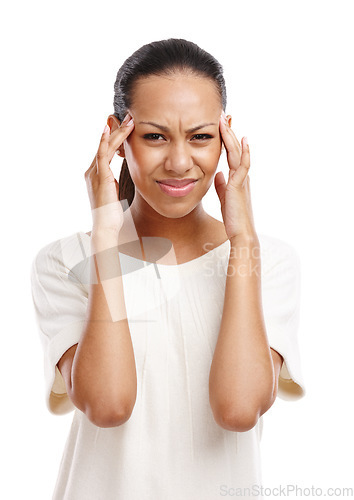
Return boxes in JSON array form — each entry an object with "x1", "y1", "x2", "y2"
[
  {"x1": 125, "y1": 137, "x2": 160, "y2": 166},
  {"x1": 124, "y1": 135, "x2": 141, "y2": 163},
  {"x1": 197, "y1": 143, "x2": 222, "y2": 169},
  {"x1": 123, "y1": 139, "x2": 154, "y2": 187}
]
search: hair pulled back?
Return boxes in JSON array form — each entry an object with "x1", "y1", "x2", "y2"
[{"x1": 113, "y1": 38, "x2": 227, "y2": 207}]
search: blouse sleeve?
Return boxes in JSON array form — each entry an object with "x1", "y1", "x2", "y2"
[
  {"x1": 260, "y1": 237, "x2": 306, "y2": 401},
  {"x1": 30, "y1": 233, "x2": 89, "y2": 416}
]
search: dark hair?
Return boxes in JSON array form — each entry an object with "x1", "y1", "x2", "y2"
[{"x1": 113, "y1": 38, "x2": 227, "y2": 208}]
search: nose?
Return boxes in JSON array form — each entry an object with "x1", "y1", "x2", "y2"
[{"x1": 164, "y1": 140, "x2": 194, "y2": 174}]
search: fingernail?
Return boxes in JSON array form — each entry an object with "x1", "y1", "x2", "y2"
[
  {"x1": 243, "y1": 136, "x2": 248, "y2": 147},
  {"x1": 103, "y1": 124, "x2": 110, "y2": 134},
  {"x1": 122, "y1": 112, "x2": 133, "y2": 125},
  {"x1": 221, "y1": 111, "x2": 228, "y2": 124}
]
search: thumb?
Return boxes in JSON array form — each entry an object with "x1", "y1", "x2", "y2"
[{"x1": 214, "y1": 171, "x2": 226, "y2": 204}]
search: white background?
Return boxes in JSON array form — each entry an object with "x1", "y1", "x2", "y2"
[{"x1": 1, "y1": 0, "x2": 353, "y2": 498}]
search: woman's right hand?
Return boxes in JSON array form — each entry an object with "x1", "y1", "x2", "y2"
[{"x1": 84, "y1": 112, "x2": 134, "y2": 235}]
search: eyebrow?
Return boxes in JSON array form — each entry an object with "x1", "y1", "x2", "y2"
[{"x1": 138, "y1": 121, "x2": 217, "y2": 133}]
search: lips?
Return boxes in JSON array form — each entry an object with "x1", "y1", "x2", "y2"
[
  {"x1": 157, "y1": 179, "x2": 198, "y2": 197},
  {"x1": 157, "y1": 178, "x2": 197, "y2": 187}
]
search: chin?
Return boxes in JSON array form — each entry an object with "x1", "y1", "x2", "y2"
[
  {"x1": 141, "y1": 192, "x2": 202, "y2": 219},
  {"x1": 154, "y1": 201, "x2": 201, "y2": 219}
]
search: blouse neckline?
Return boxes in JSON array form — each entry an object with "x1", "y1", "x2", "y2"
[{"x1": 79, "y1": 231, "x2": 230, "y2": 270}]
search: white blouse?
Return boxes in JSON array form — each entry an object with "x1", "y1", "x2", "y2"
[{"x1": 30, "y1": 229, "x2": 305, "y2": 500}]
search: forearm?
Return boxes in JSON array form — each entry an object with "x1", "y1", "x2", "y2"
[
  {"x1": 71, "y1": 231, "x2": 137, "y2": 422},
  {"x1": 209, "y1": 235, "x2": 274, "y2": 430}
]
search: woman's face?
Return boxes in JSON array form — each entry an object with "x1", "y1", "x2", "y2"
[{"x1": 122, "y1": 73, "x2": 223, "y2": 219}]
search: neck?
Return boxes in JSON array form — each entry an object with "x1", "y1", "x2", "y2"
[{"x1": 125, "y1": 193, "x2": 210, "y2": 245}]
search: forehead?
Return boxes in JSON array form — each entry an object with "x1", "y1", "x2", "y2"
[{"x1": 130, "y1": 74, "x2": 221, "y2": 116}]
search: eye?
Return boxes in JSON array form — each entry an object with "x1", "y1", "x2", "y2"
[
  {"x1": 143, "y1": 133, "x2": 165, "y2": 141},
  {"x1": 143, "y1": 133, "x2": 213, "y2": 142},
  {"x1": 191, "y1": 134, "x2": 213, "y2": 141}
]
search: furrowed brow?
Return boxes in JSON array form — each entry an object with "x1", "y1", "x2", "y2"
[{"x1": 139, "y1": 121, "x2": 217, "y2": 133}]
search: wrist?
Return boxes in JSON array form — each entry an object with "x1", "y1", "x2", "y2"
[
  {"x1": 91, "y1": 229, "x2": 121, "y2": 253},
  {"x1": 229, "y1": 232, "x2": 259, "y2": 247}
]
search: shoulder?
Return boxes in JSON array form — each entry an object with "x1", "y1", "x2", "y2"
[{"x1": 31, "y1": 231, "x2": 90, "y2": 277}]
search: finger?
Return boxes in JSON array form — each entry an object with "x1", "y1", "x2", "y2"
[
  {"x1": 219, "y1": 113, "x2": 241, "y2": 150},
  {"x1": 95, "y1": 124, "x2": 113, "y2": 180},
  {"x1": 85, "y1": 124, "x2": 112, "y2": 178},
  {"x1": 219, "y1": 115, "x2": 241, "y2": 170},
  {"x1": 214, "y1": 171, "x2": 227, "y2": 203},
  {"x1": 107, "y1": 114, "x2": 135, "y2": 161},
  {"x1": 226, "y1": 124, "x2": 242, "y2": 152},
  {"x1": 85, "y1": 116, "x2": 134, "y2": 179},
  {"x1": 239, "y1": 136, "x2": 251, "y2": 176},
  {"x1": 221, "y1": 114, "x2": 242, "y2": 150},
  {"x1": 230, "y1": 137, "x2": 251, "y2": 188}
]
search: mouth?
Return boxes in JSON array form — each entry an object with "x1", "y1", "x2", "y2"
[
  {"x1": 157, "y1": 178, "x2": 197, "y2": 187},
  {"x1": 156, "y1": 179, "x2": 198, "y2": 197}
]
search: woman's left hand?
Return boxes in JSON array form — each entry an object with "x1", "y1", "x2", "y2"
[{"x1": 214, "y1": 111, "x2": 258, "y2": 242}]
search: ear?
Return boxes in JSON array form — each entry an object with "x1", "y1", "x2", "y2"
[{"x1": 107, "y1": 114, "x2": 126, "y2": 158}]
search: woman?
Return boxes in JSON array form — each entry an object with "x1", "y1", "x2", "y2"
[{"x1": 30, "y1": 38, "x2": 306, "y2": 499}]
